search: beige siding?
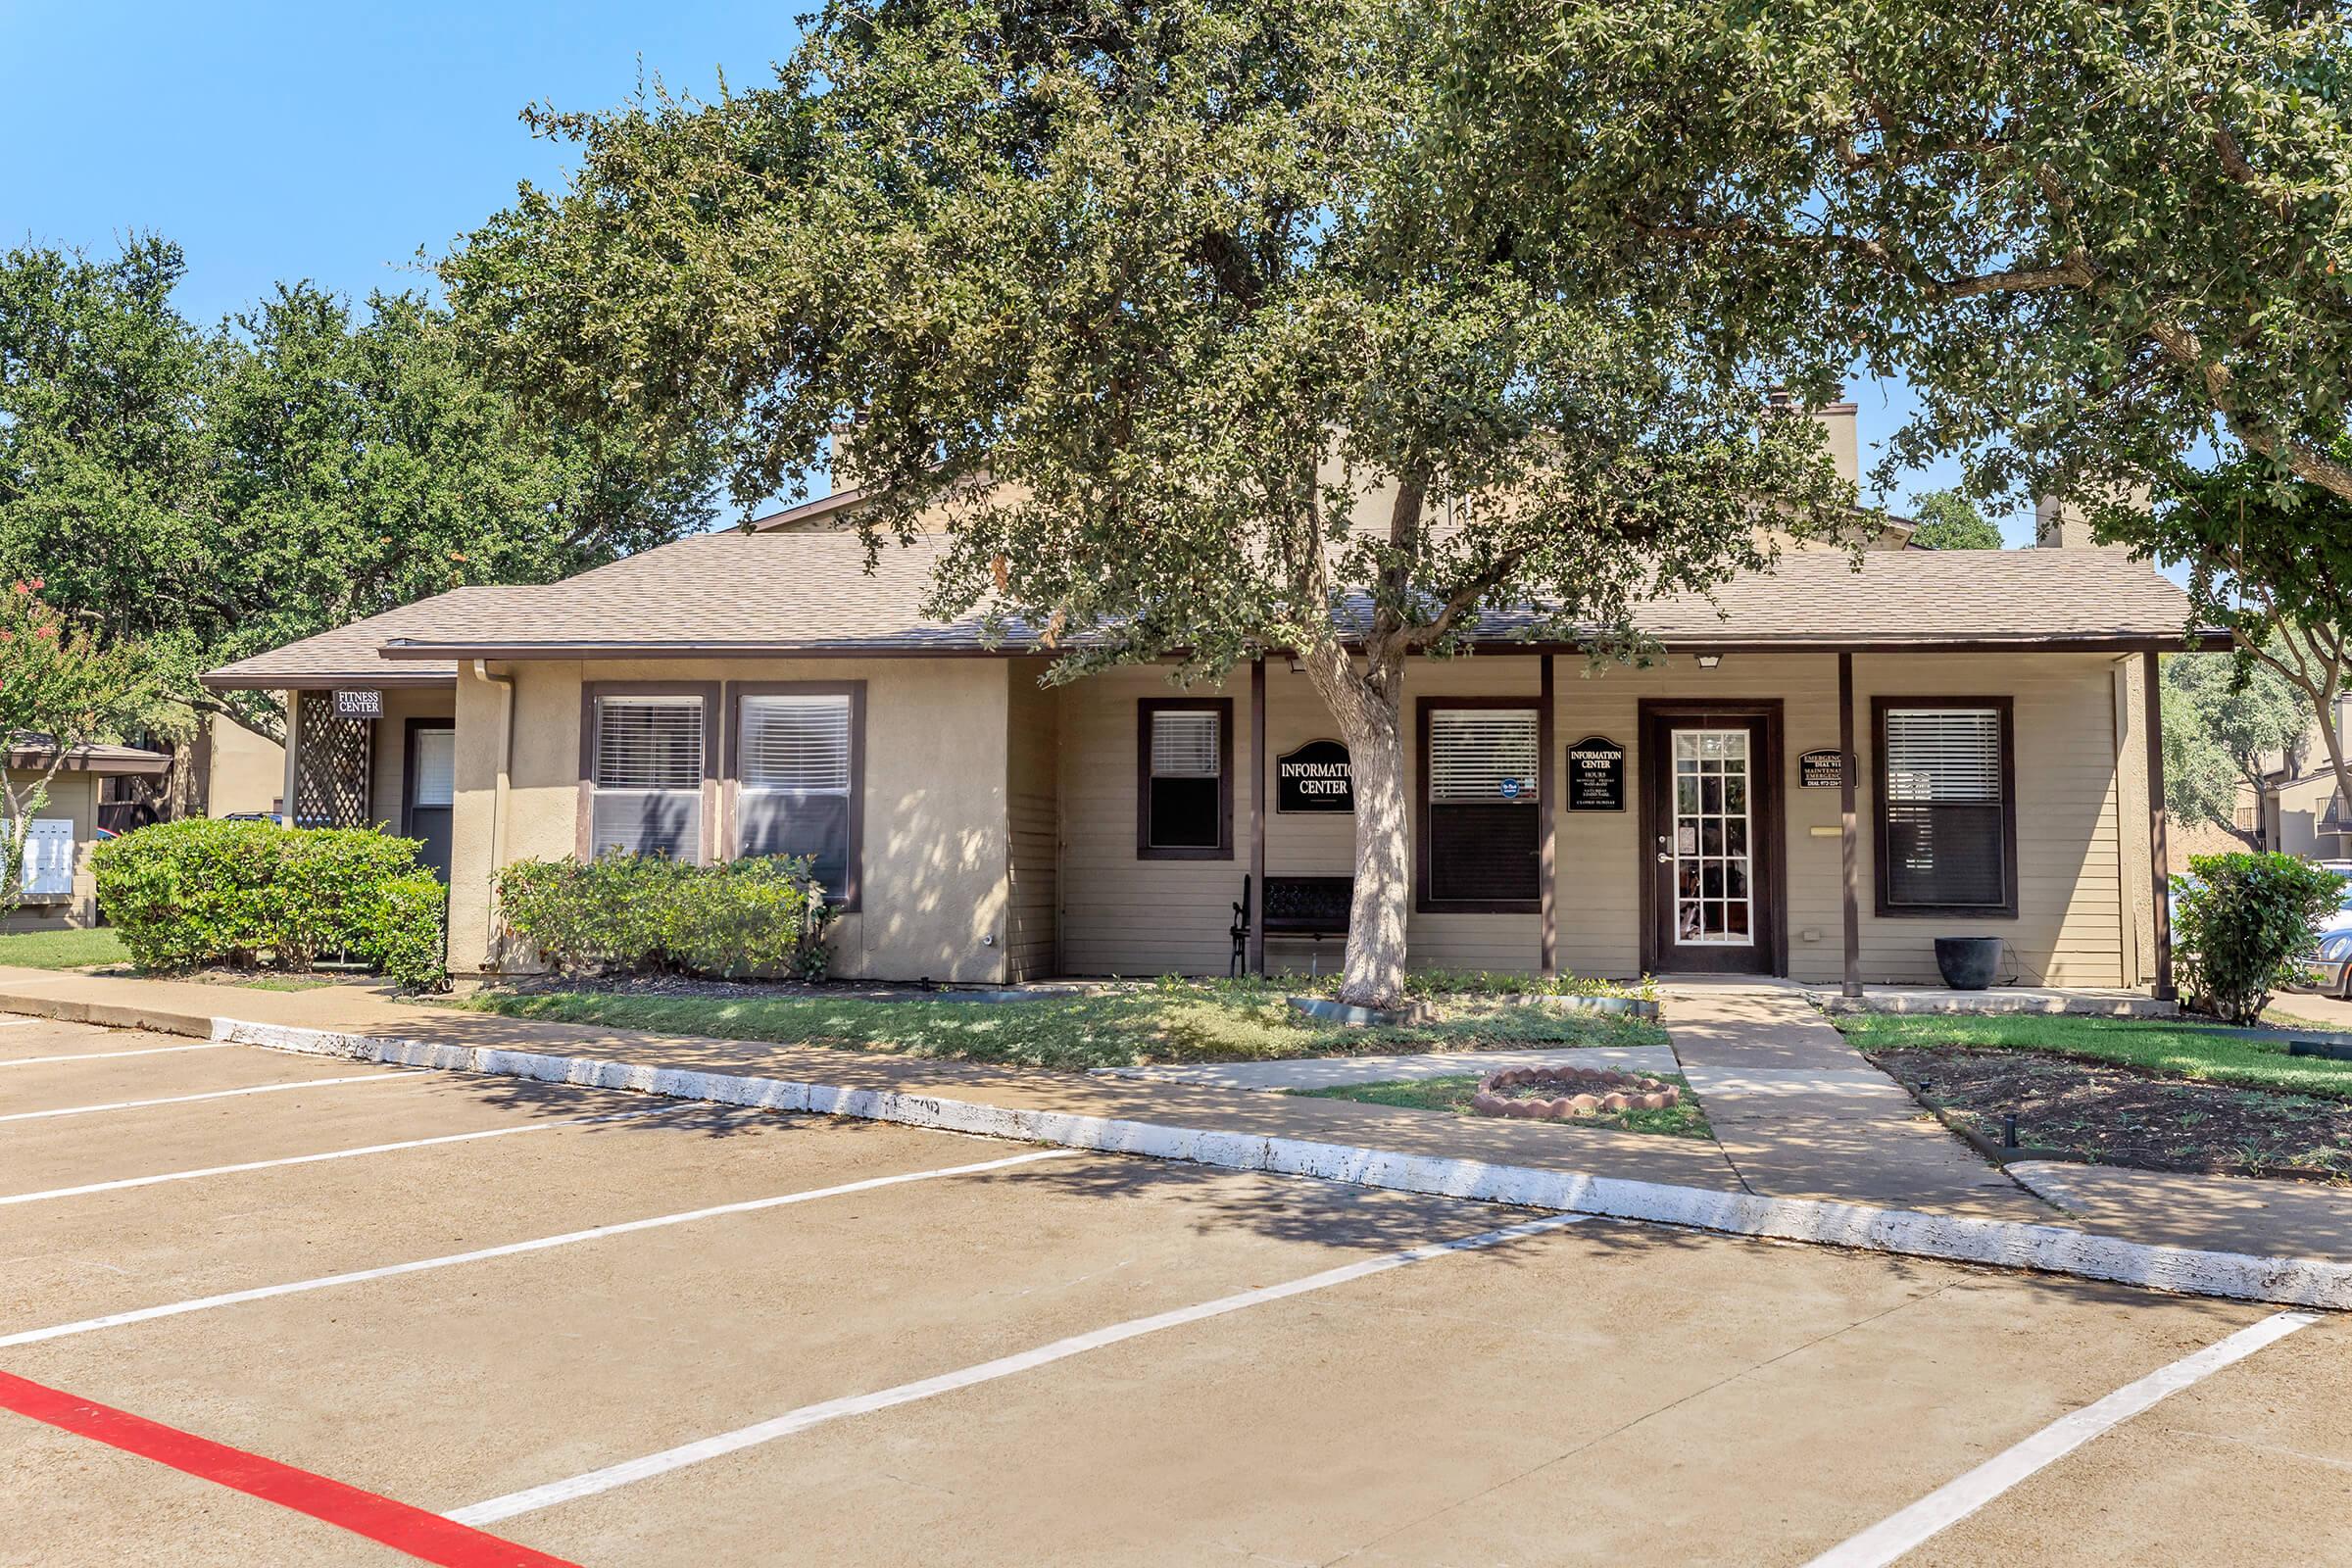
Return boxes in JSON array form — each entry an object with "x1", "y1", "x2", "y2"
[
  {"x1": 1005, "y1": 659, "x2": 1060, "y2": 981},
  {"x1": 1056, "y1": 651, "x2": 2137, "y2": 986},
  {"x1": 450, "y1": 657, "x2": 1011, "y2": 984}
]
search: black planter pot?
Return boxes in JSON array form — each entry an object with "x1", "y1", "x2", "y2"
[{"x1": 1935, "y1": 936, "x2": 2003, "y2": 991}]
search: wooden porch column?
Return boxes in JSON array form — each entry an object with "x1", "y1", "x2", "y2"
[
  {"x1": 2143, "y1": 648, "x2": 2176, "y2": 1001},
  {"x1": 1838, "y1": 652, "x2": 1861, "y2": 998},
  {"x1": 1249, "y1": 655, "x2": 1267, "y2": 976},
  {"x1": 279, "y1": 688, "x2": 301, "y2": 823},
  {"x1": 1539, "y1": 653, "x2": 1557, "y2": 977}
]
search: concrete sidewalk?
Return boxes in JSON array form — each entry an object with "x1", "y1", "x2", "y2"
[
  {"x1": 3, "y1": 965, "x2": 2349, "y2": 1306},
  {"x1": 1662, "y1": 985, "x2": 2043, "y2": 1220}
]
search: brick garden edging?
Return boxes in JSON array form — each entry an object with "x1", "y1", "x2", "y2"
[{"x1": 191, "y1": 1013, "x2": 2352, "y2": 1313}]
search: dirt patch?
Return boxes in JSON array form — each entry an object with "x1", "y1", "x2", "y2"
[{"x1": 1867, "y1": 1046, "x2": 2352, "y2": 1181}]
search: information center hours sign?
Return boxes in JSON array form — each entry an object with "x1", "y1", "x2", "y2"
[
  {"x1": 1565, "y1": 735, "x2": 1626, "y2": 811},
  {"x1": 1275, "y1": 740, "x2": 1354, "y2": 813}
]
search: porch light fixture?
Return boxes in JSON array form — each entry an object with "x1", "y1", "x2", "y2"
[{"x1": 1694, "y1": 652, "x2": 1723, "y2": 669}]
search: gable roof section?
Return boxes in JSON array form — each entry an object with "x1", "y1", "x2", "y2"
[
  {"x1": 350, "y1": 529, "x2": 2216, "y2": 662},
  {"x1": 200, "y1": 587, "x2": 541, "y2": 690}
]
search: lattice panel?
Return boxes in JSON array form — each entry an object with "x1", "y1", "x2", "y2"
[{"x1": 293, "y1": 691, "x2": 372, "y2": 828}]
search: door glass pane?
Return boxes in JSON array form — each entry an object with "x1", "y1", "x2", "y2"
[{"x1": 1672, "y1": 727, "x2": 1753, "y2": 948}]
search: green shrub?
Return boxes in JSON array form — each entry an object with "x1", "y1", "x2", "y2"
[
  {"x1": 2176, "y1": 852, "x2": 2347, "y2": 1023},
  {"x1": 495, "y1": 854, "x2": 834, "y2": 981},
  {"x1": 89, "y1": 818, "x2": 448, "y2": 990}
]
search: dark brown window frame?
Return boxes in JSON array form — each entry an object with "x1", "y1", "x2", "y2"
[
  {"x1": 1415, "y1": 696, "x2": 1546, "y2": 915},
  {"x1": 1872, "y1": 695, "x2": 2020, "y2": 920},
  {"x1": 400, "y1": 716, "x2": 456, "y2": 841},
  {"x1": 1136, "y1": 697, "x2": 1235, "y2": 860},
  {"x1": 724, "y1": 680, "x2": 867, "y2": 912},
  {"x1": 576, "y1": 680, "x2": 723, "y2": 863}
]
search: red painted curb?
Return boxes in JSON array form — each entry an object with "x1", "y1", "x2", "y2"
[{"x1": 0, "y1": 1369, "x2": 577, "y2": 1567}]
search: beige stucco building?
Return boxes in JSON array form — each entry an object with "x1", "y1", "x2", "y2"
[
  {"x1": 205, "y1": 501, "x2": 2213, "y2": 998},
  {"x1": 0, "y1": 740, "x2": 172, "y2": 932}
]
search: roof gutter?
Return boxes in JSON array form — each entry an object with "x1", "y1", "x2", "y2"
[
  {"x1": 377, "y1": 629, "x2": 2236, "y2": 662},
  {"x1": 198, "y1": 670, "x2": 460, "y2": 692}
]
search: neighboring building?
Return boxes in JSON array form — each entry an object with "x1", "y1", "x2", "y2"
[
  {"x1": 2, "y1": 736, "x2": 172, "y2": 932},
  {"x1": 204, "y1": 511, "x2": 2213, "y2": 993},
  {"x1": 2223, "y1": 694, "x2": 2352, "y2": 863},
  {"x1": 200, "y1": 713, "x2": 288, "y2": 819}
]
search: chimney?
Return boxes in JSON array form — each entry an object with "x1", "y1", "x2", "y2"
[
  {"x1": 2034, "y1": 480, "x2": 2151, "y2": 548},
  {"x1": 1767, "y1": 388, "x2": 1859, "y2": 486}
]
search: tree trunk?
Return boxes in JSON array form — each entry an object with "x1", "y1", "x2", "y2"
[
  {"x1": 1298, "y1": 642, "x2": 1411, "y2": 1009},
  {"x1": 2312, "y1": 700, "x2": 2352, "y2": 858}
]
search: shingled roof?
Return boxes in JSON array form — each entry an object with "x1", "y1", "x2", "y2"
[
  {"x1": 200, "y1": 588, "x2": 541, "y2": 690},
  {"x1": 204, "y1": 530, "x2": 2218, "y2": 688}
]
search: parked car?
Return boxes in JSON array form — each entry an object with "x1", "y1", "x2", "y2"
[{"x1": 2296, "y1": 870, "x2": 2352, "y2": 1000}]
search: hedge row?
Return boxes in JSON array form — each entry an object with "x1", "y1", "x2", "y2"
[
  {"x1": 90, "y1": 818, "x2": 446, "y2": 990},
  {"x1": 495, "y1": 854, "x2": 834, "y2": 980}
]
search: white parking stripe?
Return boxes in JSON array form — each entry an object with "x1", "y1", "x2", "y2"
[
  {"x1": 449, "y1": 1211, "x2": 1589, "y2": 1526},
  {"x1": 0, "y1": 1041, "x2": 234, "y2": 1068},
  {"x1": 0, "y1": 1071, "x2": 416, "y2": 1124},
  {"x1": 0, "y1": 1148, "x2": 1076, "y2": 1350},
  {"x1": 1803, "y1": 1308, "x2": 2320, "y2": 1568},
  {"x1": 0, "y1": 1102, "x2": 700, "y2": 1207}
]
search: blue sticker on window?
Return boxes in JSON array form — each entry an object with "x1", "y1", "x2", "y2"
[{"x1": 1497, "y1": 777, "x2": 1522, "y2": 800}]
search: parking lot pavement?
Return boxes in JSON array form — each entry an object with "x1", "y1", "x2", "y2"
[{"x1": 3, "y1": 1023, "x2": 2347, "y2": 1567}]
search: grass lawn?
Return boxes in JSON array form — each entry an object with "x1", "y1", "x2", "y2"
[
  {"x1": 1295, "y1": 1072, "x2": 1712, "y2": 1140},
  {"x1": 1835, "y1": 1012, "x2": 2352, "y2": 1102},
  {"x1": 0, "y1": 926, "x2": 128, "y2": 969},
  {"x1": 459, "y1": 978, "x2": 1666, "y2": 1072}
]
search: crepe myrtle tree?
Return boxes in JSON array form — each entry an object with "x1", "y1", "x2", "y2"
[
  {"x1": 444, "y1": 0, "x2": 1850, "y2": 1008},
  {"x1": 0, "y1": 583, "x2": 158, "y2": 913},
  {"x1": 1454, "y1": 0, "x2": 2352, "y2": 516}
]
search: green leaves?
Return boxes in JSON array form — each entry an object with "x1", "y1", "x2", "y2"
[
  {"x1": 88, "y1": 819, "x2": 449, "y2": 990},
  {"x1": 494, "y1": 855, "x2": 836, "y2": 981},
  {"x1": 2176, "y1": 851, "x2": 2347, "y2": 1023},
  {"x1": 1462, "y1": 0, "x2": 2352, "y2": 509},
  {"x1": 0, "y1": 241, "x2": 722, "y2": 740},
  {"x1": 443, "y1": 0, "x2": 1853, "y2": 683}
]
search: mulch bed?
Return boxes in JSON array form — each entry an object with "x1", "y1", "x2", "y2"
[{"x1": 1866, "y1": 1046, "x2": 2352, "y2": 1182}]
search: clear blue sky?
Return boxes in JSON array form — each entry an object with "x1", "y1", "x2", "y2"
[{"x1": 1, "y1": 1, "x2": 2027, "y2": 540}]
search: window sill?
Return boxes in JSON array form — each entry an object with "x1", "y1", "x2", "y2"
[
  {"x1": 1416, "y1": 899, "x2": 1543, "y2": 915},
  {"x1": 1138, "y1": 846, "x2": 1234, "y2": 861},
  {"x1": 1874, "y1": 906, "x2": 2020, "y2": 921}
]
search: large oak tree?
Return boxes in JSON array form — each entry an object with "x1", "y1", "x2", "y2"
[{"x1": 444, "y1": 0, "x2": 1850, "y2": 1006}]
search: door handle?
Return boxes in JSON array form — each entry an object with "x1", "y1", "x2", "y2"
[{"x1": 1656, "y1": 852, "x2": 1673, "y2": 864}]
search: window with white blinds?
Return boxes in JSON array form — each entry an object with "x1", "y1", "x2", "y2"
[
  {"x1": 412, "y1": 728, "x2": 456, "y2": 809},
  {"x1": 1427, "y1": 710, "x2": 1540, "y2": 803},
  {"x1": 591, "y1": 695, "x2": 705, "y2": 860},
  {"x1": 1880, "y1": 705, "x2": 2012, "y2": 911},
  {"x1": 1424, "y1": 706, "x2": 1540, "y2": 906},
  {"x1": 737, "y1": 692, "x2": 857, "y2": 900},
  {"x1": 1141, "y1": 703, "x2": 1229, "y2": 856}
]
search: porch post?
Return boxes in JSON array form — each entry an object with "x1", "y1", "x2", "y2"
[
  {"x1": 280, "y1": 689, "x2": 301, "y2": 823},
  {"x1": 1838, "y1": 653, "x2": 1861, "y2": 998},
  {"x1": 1249, "y1": 655, "x2": 1267, "y2": 976},
  {"x1": 2143, "y1": 648, "x2": 2175, "y2": 1001},
  {"x1": 1539, "y1": 653, "x2": 1557, "y2": 976}
]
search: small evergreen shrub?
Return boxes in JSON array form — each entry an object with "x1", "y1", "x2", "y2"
[
  {"x1": 89, "y1": 818, "x2": 448, "y2": 990},
  {"x1": 2176, "y1": 852, "x2": 2347, "y2": 1023},
  {"x1": 495, "y1": 854, "x2": 834, "y2": 981}
]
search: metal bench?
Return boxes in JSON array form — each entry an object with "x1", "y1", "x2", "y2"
[{"x1": 1230, "y1": 874, "x2": 1354, "y2": 976}]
